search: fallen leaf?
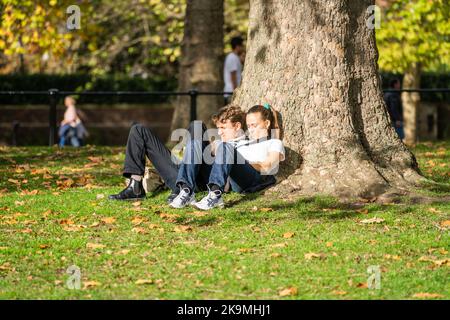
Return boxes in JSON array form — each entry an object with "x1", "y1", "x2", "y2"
[
  {"x1": 331, "y1": 290, "x2": 347, "y2": 296},
  {"x1": 283, "y1": 232, "x2": 295, "y2": 239},
  {"x1": 135, "y1": 279, "x2": 153, "y2": 285},
  {"x1": 174, "y1": 225, "x2": 193, "y2": 233},
  {"x1": 304, "y1": 252, "x2": 326, "y2": 260},
  {"x1": 132, "y1": 201, "x2": 142, "y2": 207},
  {"x1": 96, "y1": 194, "x2": 105, "y2": 200},
  {"x1": 440, "y1": 220, "x2": 450, "y2": 228},
  {"x1": 132, "y1": 227, "x2": 147, "y2": 234},
  {"x1": 83, "y1": 281, "x2": 101, "y2": 289},
  {"x1": 279, "y1": 287, "x2": 298, "y2": 297},
  {"x1": 360, "y1": 217, "x2": 385, "y2": 224},
  {"x1": 412, "y1": 292, "x2": 443, "y2": 299},
  {"x1": 356, "y1": 282, "x2": 368, "y2": 289},
  {"x1": 101, "y1": 217, "x2": 116, "y2": 224},
  {"x1": 131, "y1": 217, "x2": 145, "y2": 226},
  {"x1": 39, "y1": 244, "x2": 50, "y2": 249},
  {"x1": 86, "y1": 243, "x2": 106, "y2": 249}
]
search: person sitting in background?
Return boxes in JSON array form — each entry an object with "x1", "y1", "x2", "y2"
[
  {"x1": 59, "y1": 96, "x2": 87, "y2": 147},
  {"x1": 384, "y1": 79, "x2": 405, "y2": 140}
]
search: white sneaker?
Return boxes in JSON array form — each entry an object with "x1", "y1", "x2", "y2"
[
  {"x1": 169, "y1": 188, "x2": 195, "y2": 208},
  {"x1": 193, "y1": 190, "x2": 224, "y2": 210}
]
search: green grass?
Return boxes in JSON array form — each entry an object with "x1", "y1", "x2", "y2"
[{"x1": 0, "y1": 142, "x2": 449, "y2": 300}]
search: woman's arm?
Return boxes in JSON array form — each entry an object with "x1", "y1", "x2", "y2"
[{"x1": 249, "y1": 151, "x2": 283, "y2": 174}]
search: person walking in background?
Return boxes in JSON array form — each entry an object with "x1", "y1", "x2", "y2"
[
  {"x1": 59, "y1": 96, "x2": 88, "y2": 147},
  {"x1": 384, "y1": 79, "x2": 405, "y2": 140},
  {"x1": 223, "y1": 36, "x2": 245, "y2": 105}
]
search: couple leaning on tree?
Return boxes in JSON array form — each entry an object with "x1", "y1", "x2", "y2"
[{"x1": 109, "y1": 104, "x2": 286, "y2": 210}]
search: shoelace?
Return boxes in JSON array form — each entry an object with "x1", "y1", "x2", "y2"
[{"x1": 206, "y1": 193, "x2": 220, "y2": 206}]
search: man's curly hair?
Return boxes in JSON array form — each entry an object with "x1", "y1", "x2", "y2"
[{"x1": 211, "y1": 104, "x2": 247, "y2": 131}]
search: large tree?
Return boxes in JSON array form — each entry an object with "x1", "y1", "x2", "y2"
[
  {"x1": 170, "y1": 0, "x2": 224, "y2": 130},
  {"x1": 232, "y1": 0, "x2": 424, "y2": 198}
]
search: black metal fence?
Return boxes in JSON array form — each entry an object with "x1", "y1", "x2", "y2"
[{"x1": 0, "y1": 88, "x2": 449, "y2": 146}]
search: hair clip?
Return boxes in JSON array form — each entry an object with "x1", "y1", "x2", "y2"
[{"x1": 263, "y1": 103, "x2": 271, "y2": 110}]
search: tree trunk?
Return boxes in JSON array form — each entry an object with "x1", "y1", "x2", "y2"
[
  {"x1": 402, "y1": 63, "x2": 421, "y2": 145},
  {"x1": 232, "y1": 0, "x2": 423, "y2": 198},
  {"x1": 170, "y1": 0, "x2": 224, "y2": 132}
]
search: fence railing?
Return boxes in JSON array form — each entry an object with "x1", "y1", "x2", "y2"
[{"x1": 0, "y1": 88, "x2": 449, "y2": 146}]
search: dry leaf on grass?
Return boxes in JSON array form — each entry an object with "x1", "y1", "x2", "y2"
[
  {"x1": 283, "y1": 232, "x2": 295, "y2": 239},
  {"x1": 174, "y1": 225, "x2": 193, "y2": 233},
  {"x1": 360, "y1": 217, "x2": 385, "y2": 224},
  {"x1": 412, "y1": 292, "x2": 443, "y2": 299},
  {"x1": 279, "y1": 287, "x2": 298, "y2": 297},
  {"x1": 83, "y1": 281, "x2": 101, "y2": 289},
  {"x1": 86, "y1": 243, "x2": 106, "y2": 249},
  {"x1": 304, "y1": 252, "x2": 326, "y2": 260},
  {"x1": 135, "y1": 279, "x2": 153, "y2": 285}
]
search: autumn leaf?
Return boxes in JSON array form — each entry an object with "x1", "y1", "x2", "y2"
[
  {"x1": 131, "y1": 217, "x2": 145, "y2": 226},
  {"x1": 279, "y1": 287, "x2": 298, "y2": 297},
  {"x1": 39, "y1": 244, "x2": 50, "y2": 249},
  {"x1": 440, "y1": 220, "x2": 450, "y2": 228},
  {"x1": 174, "y1": 225, "x2": 193, "y2": 233},
  {"x1": 331, "y1": 290, "x2": 347, "y2": 296},
  {"x1": 132, "y1": 201, "x2": 142, "y2": 207},
  {"x1": 59, "y1": 219, "x2": 74, "y2": 225},
  {"x1": 132, "y1": 227, "x2": 147, "y2": 234},
  {"x1": 356, "y1": 282, "x2": 368, "y2": 289},
  {"x1": 304, "y1": 252, "x2": 326, "y2": 260},
  {"x1": 360, "y1": 217, "x2": 385, "y2": 224},
  {"x1": 283, "y1": 232, "x2": 295, "y2": 239},
  {"x1": 86, "y1": 243, "x2": 106, "y2": 249},
  {"x1": 412, "y1": 292, "x2": 443, "y2": 299},
  {"x1": 101, "y1": 217, "x2": 116, "y2": 224},
  {"x1": 135, "y1": 279, "x2": 153, "y2": 285},
  {"x1": 63, "y1": 225, "x2": 86, "y2": 232},
  {"x1": 83, "y1": 281, "x2": 101, "y2": 289}
]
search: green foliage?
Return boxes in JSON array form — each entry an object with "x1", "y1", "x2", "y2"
[{"x1": 376, "y1": 0, "x2": 450, "y2": 73}]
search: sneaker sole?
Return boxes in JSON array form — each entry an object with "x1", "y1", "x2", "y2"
[{"x1": 193, "y1": 202, "x2": 224, "y2": 210}]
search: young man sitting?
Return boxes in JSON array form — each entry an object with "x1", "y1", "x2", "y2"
[{"x1": 108, "y1": 105, "x2": 247, "y2": 204}]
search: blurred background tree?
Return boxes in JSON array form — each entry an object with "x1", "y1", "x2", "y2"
[{"x1": 376, "y1": 0, "x2": 449, "y2": 143}]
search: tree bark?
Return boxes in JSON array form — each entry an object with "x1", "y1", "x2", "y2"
[
  {"x1": 170, "y1": 0, "x2": 224, "y2": 132},
  {"x1": 232, "y1": 0, "x2": 423, "y2": 198},
  {"x1": 402, "y1": 63, "x2": 421, "y2": 145}
]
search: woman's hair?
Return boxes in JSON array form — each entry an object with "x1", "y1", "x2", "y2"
[
  {"x1": 212, "y1": 104, "x2": 247, "y2": 131},
  {"x1": 247, "y1": 104, "x2": 280, "y2": 139}
]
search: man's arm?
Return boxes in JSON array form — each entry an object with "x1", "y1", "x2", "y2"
[{"x1": 230, "y1": 71, "x2": 238, "y2": 90}]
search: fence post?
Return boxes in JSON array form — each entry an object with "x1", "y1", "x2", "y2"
[
  {"x1": 12, "y1": 121, "x2": 20, "y2": 146},
  {"x1": 189, "y1": 89, "x2": 198, "y2": 122},
  {"x1": 48, "y1": 88, "x2": 59, "y2": 146}
]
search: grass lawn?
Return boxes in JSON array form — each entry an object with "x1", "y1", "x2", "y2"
[{"x1": 0, "y1": 141, "x2": 449, "y2": 300}]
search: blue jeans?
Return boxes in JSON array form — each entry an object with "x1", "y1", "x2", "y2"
[
  {"x1": 176, "y1": 121, "x2": 212, "y2": 192},
  {"x1": 395, "y1": 125, "x2": 405, "y2": 140},
  {"x1": 59, "y1": 125, "x2": 81, "y2": 147},
  {"x1": 207, "y1": 142, "x2": 276, "y2": 193}
]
